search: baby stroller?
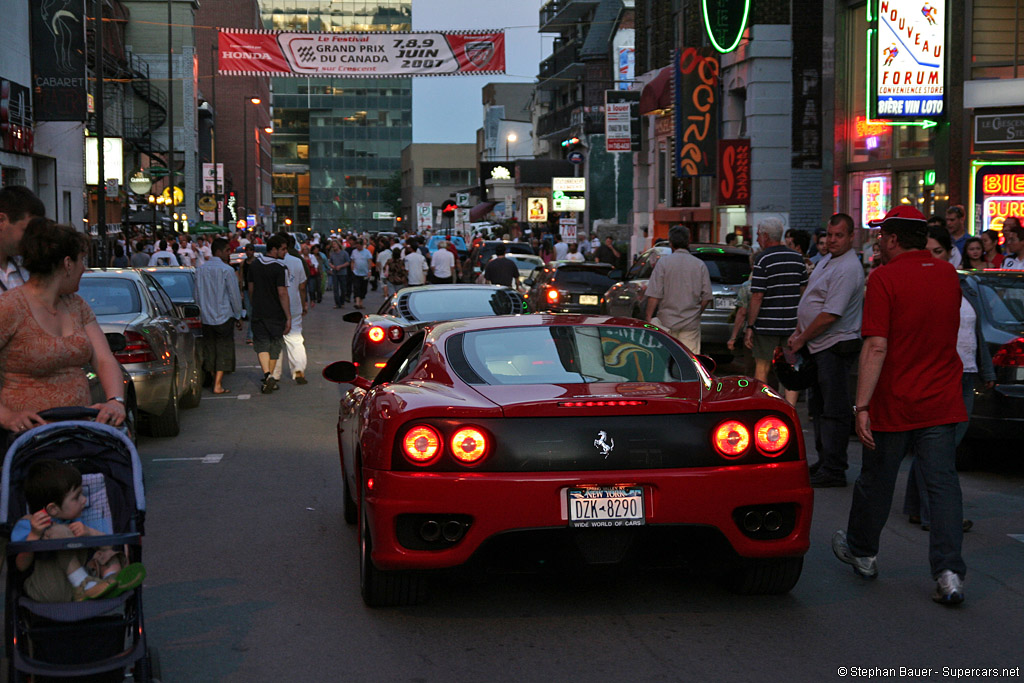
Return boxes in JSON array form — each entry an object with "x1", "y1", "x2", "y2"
[{"x1": 1, "y1": 408, "x2": 158, "y2": 682}]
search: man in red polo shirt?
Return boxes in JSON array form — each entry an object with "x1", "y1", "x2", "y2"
[{"x1": 831, "y1": 205, "x2": 968, "y2": 606}]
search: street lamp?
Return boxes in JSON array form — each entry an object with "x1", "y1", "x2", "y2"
[
  {"x1": 506, "y1": 132, "x2": 517, "y2": 161},
  {"x1": 244, "y1": 97, "x2": 262, "y2": 222}
]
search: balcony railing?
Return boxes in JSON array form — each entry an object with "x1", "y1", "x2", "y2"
[
  {"x1": 539, "y1": 0, "x2": 601, "y2": 32},
  {"x1": 537, "y1": 106, "x2": 606, "y2": 139},
  {"x1": 538, "y1": 39, "x2": 581, "y2": 82}
]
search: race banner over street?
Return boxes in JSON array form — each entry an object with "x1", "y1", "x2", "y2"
[{"x1": 218, "y1": 30, "x2": 505, "y2": 77}]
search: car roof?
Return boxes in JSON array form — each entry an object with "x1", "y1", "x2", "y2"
[
  {"x1": 84, "y1": 269, "x2": 146, "y2": 281},
  {"x1": 549, "y1": 260, "x2": 613, "y2": 269},
  {"x1": 651, "y1": 242, "x2": 750, "y2": 256},
  {"x1": 394, "y1": 283, "x2": 515, "y2": 296},
  {"x1": 428, "y1": 314, "x2": 655, "y2": 338},
  {"x1": 142, "y1": 266, "x2": 195, "y2": 273}
]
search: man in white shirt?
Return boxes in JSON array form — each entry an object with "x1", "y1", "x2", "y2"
[
  {"x1": 271, "y1": 233, "x2": 309, "y2": 384},
  {"x1": 429, "y1": 240, "x2": 456, "y2": 284},
  {"x1": 565, "y1": 242, "x2": 585, "y2": 262},
  {"x1": 1002, "y1": 221, "x2": 1024, "y2": 269},
  {"x1": 148, "y1": 240, "x2": 178, "y2": 266},
  {"x1": 404, "y1": 242, "x2": 428, "y2": 286},
  {"x1": 553, "y1": 234, "x2": 569, "y2": 261},
  {"x1": 176, "y1": 235, "x2": 195, "y2": 267},
  {"x1": 0, "y1": 186, "x2": 44, "y2": 292},
  {"x1": 195, "y1": 236, "x2": 213, "y2": 266}
]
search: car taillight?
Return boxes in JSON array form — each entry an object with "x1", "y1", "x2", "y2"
[
  {"x1": 402, "y1": 425, "x2": 442, "y2": 465},
  {"x1": 754, "y1": 416, "x2": 790, "y2": 456},
  {"x1": 388, "y1": 326, "x2": 405, "y2": 343},
  {"x1": 992, "y1": 337, "x2": 1024, "y2": 367},
  {"x1": 368, "y1": 326, "x2": 386, "y2": 343},
  {"x1": 185, "y1": 316, "x2": 202, "y2": 331},
  {"x1": 560, "y1": 400, "x2": 647, "y2": 407},
  {"x1": 713, "y1": 420, "x2": 750, "y2": 459},
  {"x1": 114, "y1": 331, "x2": 156, "y2": 364},
  {"x1": 547, "y1": 289, "x2": 559, "y2": 303},
  {"x1": 450, "y1": 427, "x2": 488, "y2": 465}
]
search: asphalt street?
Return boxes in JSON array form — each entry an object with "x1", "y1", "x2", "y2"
[{"x1": 123, "y1": 286, "x2": 1024, "y2": 681}]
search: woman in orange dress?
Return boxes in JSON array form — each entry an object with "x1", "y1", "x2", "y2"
[{"x1": 0, "y1": 219, "x2": 125, "y2": 436}]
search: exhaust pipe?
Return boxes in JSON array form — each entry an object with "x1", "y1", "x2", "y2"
[
  {"x1": 442, "y1": 520, "x2": 466, "y2": 542},
  {"x1": 420, "y1": 520, "x2": 441, "y2": 542},
  {"x1": 762, "y1": 510, "x2": 782, "y2": 532},
  {"x1": 742, "y1": 511, "x2": 763, "y2": 533}
]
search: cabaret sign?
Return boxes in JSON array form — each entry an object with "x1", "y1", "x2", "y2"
[
  {"x1": 218, "y1": 30, "x2": 505, "y2": 77},
  {"x1": 875, "y1": 0, "x2": 945, "y2": 118}
]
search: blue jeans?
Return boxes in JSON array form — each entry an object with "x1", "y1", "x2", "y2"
[
  {"x1": 847, "y1": 424, "x2": 966, "y2": 579},
  {"x1": 903, "y1": 372, "x2": 975, "y2": 525},
  {"x1": 333, "y1": 272, "x2": 348, "y2": 306},
  {"x1": 808, "y1": 343, "x2": 858, "y2": 477}
]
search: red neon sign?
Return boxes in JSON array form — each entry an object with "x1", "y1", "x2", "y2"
[
  {"x1": 854, "y1": 116, "x2": 888, "y2": 138},
  {"x1": 982, "y1": 174, "x2": 1024, "y2": 195}
]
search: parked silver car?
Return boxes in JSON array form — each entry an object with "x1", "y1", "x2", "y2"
[
  {"x1": 78, "y1": 270, "x2": 202, "y2": 437},
  {"x1": 601, "y1": 243, "x2": 752, "y2": 359}
]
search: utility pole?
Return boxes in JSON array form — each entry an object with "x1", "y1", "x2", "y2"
[
  {"x1": 167, "y1": 0, "x2": 174, "y2": 230},
  {"x1": 94, "y1": 0, "x2": 106, "y2": 265}
]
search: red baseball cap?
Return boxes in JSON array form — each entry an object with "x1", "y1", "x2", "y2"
[{"x1": 867, "y1": 205, "x2": 927, "y2": 229}]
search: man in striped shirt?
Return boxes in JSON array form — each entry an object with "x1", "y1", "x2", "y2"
[{"x1": 744, "y1": 218, "x2": 807, "y2": 404}]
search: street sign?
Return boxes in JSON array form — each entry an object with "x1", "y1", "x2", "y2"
[
  {"x1": 567, "y1": 151, "x2": 584, "y2": 164},
  {"x1": 559, "y1": 218, "x2": 577, "y2": 242},
  {"x1": 105, "y1": 179, "x2": 119, "y2": 198},
  {"x1": 416, "y1": 202, "x2": 432, "y2": 231},
  {"x1": 373, "y1": 211, "x2": 395, "y2": 219},
  {"x1": 552, "y1": 177, "x2": 586, "y2": 192},
  {"x1": 456, "y1": 192, "x2": 470, "y2": 207},
  {"x1": 553, "y1": 197, "x2": 586, "y2": 212},
  {"x1": 246, "y1": 214, "x2": 256, "y2": 227}
]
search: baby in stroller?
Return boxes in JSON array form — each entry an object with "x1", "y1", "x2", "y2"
[{"x1": 11, "y1": 459, "x2": 145, "y2": 602}]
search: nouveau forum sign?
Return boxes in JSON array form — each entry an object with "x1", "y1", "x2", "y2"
[
  {"x1": 218, "y1": 30, "x2": 505, "y2": 77},
  {"x1": 875, "y1": 0, "x2": 945, "y2": 118}
]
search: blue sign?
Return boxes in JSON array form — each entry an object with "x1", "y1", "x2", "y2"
[
  {"x1": 246, "y1": 214, "x2": 256, "y2": 227},
  {"x1": 567, "y1": 151, "x2": 584, "y2": 164}
]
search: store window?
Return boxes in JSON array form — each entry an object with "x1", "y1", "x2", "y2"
[{"x1": 895, "y1": 170, "x2": 937, "y2": 218}]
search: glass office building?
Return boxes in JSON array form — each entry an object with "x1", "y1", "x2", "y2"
[{"x1": 261, "y1": 1, "x2": 412, "y2": 233}]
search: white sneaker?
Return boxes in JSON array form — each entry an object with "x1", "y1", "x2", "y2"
[
  {"x1": 933, "y1": 569, "x2": 965, "y2": 605},
  {"x1": 831, "y1": 530, "x2": 878, "y2": 579}
]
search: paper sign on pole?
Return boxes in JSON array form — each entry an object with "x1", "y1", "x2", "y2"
[
  {"x1": 559, "y1": 218, "x2": 577, "y2": 242},
  {"x1": 606, "y1": 102, "x2": 632, "y2": 152},
  {"x1": 416, "y1": 202, "x2": 432, "y2": 231}
]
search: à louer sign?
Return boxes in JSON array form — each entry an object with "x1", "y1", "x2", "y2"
[
  {"x1": 218, "y1": 30, "x2": 505, "y2": 77},
  {"x1": 875, "y1": 0, "x2": 945, "y2": 118}
]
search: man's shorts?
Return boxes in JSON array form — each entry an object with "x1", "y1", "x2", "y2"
[
  {"x1": 251, "y1": 319, "x2": 285, "y2": 358},
  {"x1": 202, "y1": 320, "x2": 236, "y2": 373},
  {"x1": 751, "y1": 332, "x2": 788, "y2": 361}
]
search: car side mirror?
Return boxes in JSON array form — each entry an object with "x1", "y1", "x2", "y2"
[
  {"x1": 695, "y1": 354, "x2": 717, "y2": 375},
  {"x1": 523, "y1": 278, "x2": 534, "y2": 287},
  {"x1": 342, "y1": 311, "x2": 364, "y2": 323},
  {"x1": 105, "y1": 332, "x2": 127, "y2": 353},
  {"x1": 180, "y1": 303, "x2": 201, "y2": 320},
  {"x1": 322, "y1": 360, "x2": 372, "y2": 390}
]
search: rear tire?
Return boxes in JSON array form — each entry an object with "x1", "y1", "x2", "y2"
[
  {"x1": 146, "y1": 370, "x2": 181, "y2": 438},
  {"x1": 726, "y1": 556, "x2": 803, "y2": 595},
  {"x1": 360, "y1": 503, "x2": 426, "y2": 607}
]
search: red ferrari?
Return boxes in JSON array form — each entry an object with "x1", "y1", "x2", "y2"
[{"x1": 324, "y1": 315, "x2": 813, "y2": 606}]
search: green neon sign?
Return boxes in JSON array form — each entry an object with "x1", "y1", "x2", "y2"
[
  {"x1": 701, "y1": 0, "x2": 751, "y2": 53},
  {"x1": 925, "y1": 170, "x2": 936, "y2": 185}
]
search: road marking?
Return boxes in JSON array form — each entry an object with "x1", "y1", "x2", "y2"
[
  {"x1": 206, "y1": 393, "x2": 251, "y2": 400},
  {"x1": 153, "y1": 453, "x2": 224, "y2": 464},
  {"x1": 1009, "y1": 534, "x2": 1024, "y2": 544}
]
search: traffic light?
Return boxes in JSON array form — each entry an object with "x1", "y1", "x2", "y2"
[
  {"x1": 561, "y1": 136, "x2": 580, "y2": 149},
  {"x1": 441, "y1": 199, "x2": 457, "y2": 215},
  {"x1": 284, "y1": 217, "x2": 292, "y2": 226},
  {"x1": 395, "y1": 216, "x2": 403, "y2": 223}
]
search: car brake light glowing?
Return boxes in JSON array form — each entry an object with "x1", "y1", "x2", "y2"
[
  {"x1": 547, "y1": 289, "x2": 559, "y2": 303},
  {"x1": 402, "y1": 425, "x2": 442, "y2": 464},
  {"x1": 992, "y1": 337, "x2": 1024, "y2": 367},
  {"x1": 754, "y1": 416, "x2": 790, "y2": 455},
  {"x1": 374, "y1": 362, "x2": 387, "y2": 368},
  {"x1": 388, "y1": 326, "x2": 405, "y2": 343},
  {"x1": 559, "y1": 400, "x2": 647, "y2": 407},
  {"x1": 114, "y1": 331, "x2": 157, "y2": 364},
  {"x1": 450, "y1": 427, "x2": 488, "y2": 464},
  {"x1": 368, "y1": 326, "x2": 386, "y2": 343},
  {"x1": 713, "y1": 420, "x2": 750, "y2": 459},
  {"x1": 185, "y1": 316, "x2": 202, "y2": 331}
]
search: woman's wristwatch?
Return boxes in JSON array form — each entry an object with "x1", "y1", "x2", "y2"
[
  {"x1": 852, "y1": 404, "x2": 870, "y2": 415},
  {"x1": 106, "y1": 396, "x2": 125, "y2": 404}
]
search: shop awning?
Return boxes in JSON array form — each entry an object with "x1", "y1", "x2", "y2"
[
  {"x1": 639, "y1": 66, "x2": 673, "y2": 115},
  {"x1": 469, "y1": 201, "x2": 497, "y2": 221}
]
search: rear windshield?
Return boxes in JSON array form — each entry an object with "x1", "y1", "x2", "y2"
[
  {"x1": 554, "y1": 268, "x2": 615, "y2": 289},
  {"x1": 148, "y1": 271, "x2": 194, "y2": 300},
  {"x1": 79, "y1": 278, "x2": 142, "y2": 315},
  {"x1": 508, "y1": 256, "x2": 543, "y2": 270},
  {"x1": 694, "y1": 252, "x2": 751, "y2": 284},
  {"x1": 403, "y1": 288, "x2": 523, "y2": 321},
  {"x1": 482, "y1": 243, "x2": 534, "y2": 258},
  {"x1": 429, "y1": 236, "x2": 468, "y2": 252},
  {"x1": 977, "y1": 276, "x2": 1024, "y2": 328},
  {"x1": 449, "y1": 325, "x2": 698, "y2": 385}
]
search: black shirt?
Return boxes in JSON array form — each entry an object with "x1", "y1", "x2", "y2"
[
  {"x1": 596, "y1": 244, "x2": 618, "y2": 266},
  {"x1": 483, "y1": 256, "x2": 518, "y2": 288},
  {"x1": 247, "y1": 258, "x2": 287, "y2": 321}
]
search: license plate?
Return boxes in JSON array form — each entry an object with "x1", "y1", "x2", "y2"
[
  {"x1": 579, "y1": 295, "x2": 599, "y2": 306},
  {"x1": 567, "y1": 486, "x2": 645, "y2": 528},
  {"x1": 714, "y1": 295, "x2": 736, "y2": 310}
]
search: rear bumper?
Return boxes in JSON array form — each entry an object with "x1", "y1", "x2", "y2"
[
  {"x1": 966, "y1": 384, "x2": 1024, "y2": 442},
  {"x1": 126, "y1": 362, "x2": 173, "y2": 415},
  {"x1": 363, "y1": 462, "x2": 813, "y2": 571}
]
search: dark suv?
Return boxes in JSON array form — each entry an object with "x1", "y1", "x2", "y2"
[
  {"x1": 601, "y1": 243, "x2": 752, "y2": 358},
  {"x1": 523, "y1": 262, "x2": 617, "y2": 313}
]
